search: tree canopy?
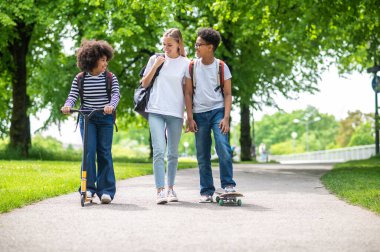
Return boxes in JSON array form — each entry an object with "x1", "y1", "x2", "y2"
[{"x1": 0, "y1": 0, "x2": 378, "y2": 157}]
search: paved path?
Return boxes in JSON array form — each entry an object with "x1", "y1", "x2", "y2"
[{"x1": 1, "y1": 164, "x2": 380, "y2": 252}]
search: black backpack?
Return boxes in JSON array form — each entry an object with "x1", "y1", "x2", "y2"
[{"x1": 134, "y1": 53, "x2": 165, "y2": 119}]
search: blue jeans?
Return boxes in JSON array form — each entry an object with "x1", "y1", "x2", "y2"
[
  {"x1": 194, "y1": 107, "x2": 236, "y2": 196},
  {"x1": 148, "y1": 113, "x2": 183, "y2": 189},
  {"x1": 79, "y1": 112, "x2": 116, "y2": 199}
]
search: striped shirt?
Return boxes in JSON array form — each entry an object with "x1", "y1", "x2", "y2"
[{"x1": 64, "y1": 72, "x2": 120, "y2": 109}]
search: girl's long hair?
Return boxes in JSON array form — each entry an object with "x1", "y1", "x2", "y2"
[{"x1": 163, "y1": 28, "x2": 187, "y2": 57}]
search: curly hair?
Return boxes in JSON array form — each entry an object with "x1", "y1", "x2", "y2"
[
  {"x1": 76, "y1": 40, "x2": 114, "y2": 72},
  {"x1": 197, "y1": 28, "x2": 221, "y2": 52}
]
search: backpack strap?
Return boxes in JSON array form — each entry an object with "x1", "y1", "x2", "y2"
[
  {"x1": 76, "y1": 72, "x2": 86, "y2": 106},
  {"x1": 140, "y1": 54, "x2": 165, "y2": 86},
  {"x1": 152, "y1": 53, "x2": 165, "y2": 80},
  {"x1": 104, "y1": 71, "x2": 118, "y2": 132},
  {"x1": 215, "y1": 59, "x2": 225, "y2": 97},
  {"x1": 188, "y1": 60, "x2": 197, "y2": 108},
  {"x1": 189, "y1": 59, "x2": 197, "y2": 89},
  {"x1": 105, "y1": 71, "x2": 113, "y2": 103},
  {"x1": 74, "y1": 72, "x2": 85, "y2": 132},
  {"x1": 144, "y1": 54, "x2": 164, "y2": 91},
  {"x1": 219, "y1": 59, "x2": 225, "y2": 91}
]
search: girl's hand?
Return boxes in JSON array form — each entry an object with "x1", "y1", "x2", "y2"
[
  {"x1": 104, "y1": 105, "x2": 114, "y2": 114},
  {"x1": 153, "y1": 56, "x2": 165, "y2": 69},
  {"x1": 61, "y1": 106, "x2": 71, "y2": 115},
  {"x1": 186, "y1": 118, "x2": 198, "y2": 133}
]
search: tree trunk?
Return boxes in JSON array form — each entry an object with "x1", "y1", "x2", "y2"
[
  {"x1": 239, "y1": 103, "x2": 252, "y2": 161},
  {"x1": 9, "y1": 21, "x2": 34, "y2": 157},
  {"x1": 251, "y1": 116, "x2": 256, "y2": 160}
]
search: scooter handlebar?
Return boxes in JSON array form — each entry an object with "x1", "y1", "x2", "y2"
[
  {"x1": 61, "y1": 108, "x2": 109, "y2": 116},
  {"x1": 69, "y1": 108, "x2": 105, "y2": 113}
]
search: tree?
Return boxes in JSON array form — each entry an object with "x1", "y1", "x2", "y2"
[
  {"x1": 255, "y1": 106, "x2": 339, "y2": 154},
  {"x1": 167, "y1": 1, "x2": 340, "y2": 160},
  {"x1": 0, "y1": 73, "x2": 11, "y2": 138},
  {"x1": 309, "y1": 1, "x2": 380, "y2": 73},
  {"x1": 1, "y1": 0, "x2": 171, "y2": 157},
  {"x1": 4, "y1": 0, "x2": 377, "y2": 160},
  {"x1": 336, "y1": 111, "x2": 374, "y2": 147},
  {"x1": 0, "y1": 1, "x2": 75, "y2": 156},
  {"x1": 348, "y1": 122, "x2": 374, "y2": 146},
  {"x1": 239, "y1": 105, "x2": 252, "y2": 160},
  {"x1": 201, "y1": 1, "x2": 328, "y2": 160}
]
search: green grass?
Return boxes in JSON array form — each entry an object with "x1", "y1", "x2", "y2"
[
  {"x1": 0, "y1": 159, "x2": 197, "y2": 213},
  {"x1": 321, "y1": 156, "x2": 380, "y2": 214}
]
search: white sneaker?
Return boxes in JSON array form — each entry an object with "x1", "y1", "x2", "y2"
[
  {"x1": 167, "y1": 189, "x2": 178, "y2": 202},
  {"x1": 156, "y1": 190, "x2": 168, "y2": 204},
  {"x1": 101, "y1": 194, "x2": 112, "y2": 204},
  {"x1": 225, "y1": 185, "x2": 236, "y2": 193},
  {"x1": 86, "y1": 191, "x2": 93, "y2": 199},
  {"x1": 199, "y1": 195, "x2": 213, "y2": 203}
]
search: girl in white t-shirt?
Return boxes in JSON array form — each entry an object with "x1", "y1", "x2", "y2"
[{"x1": 141, "y1": 28, "x2": 190, "y2": 204}]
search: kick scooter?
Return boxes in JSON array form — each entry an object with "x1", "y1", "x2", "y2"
[{"x1": 68, "y1": 108, "x2": 104, "y2": 207}]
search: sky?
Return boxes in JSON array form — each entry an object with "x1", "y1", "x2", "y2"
[{"x1": 30, "y1": 66, "x2": 375, "y2": 145}]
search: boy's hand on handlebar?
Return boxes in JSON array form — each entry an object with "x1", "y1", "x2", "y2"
[
  {"x1": 61, "y1": 106, "x2": 71, "y2": 114},
  {"x1": 104, "y1": 105, "x2": 114, "y2": 114}
]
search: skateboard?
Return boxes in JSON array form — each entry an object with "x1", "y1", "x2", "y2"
[{"x1": 215, "y1": 189, "x2": 244, "y2": 206}]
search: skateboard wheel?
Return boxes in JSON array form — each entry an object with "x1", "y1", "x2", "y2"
[
  {"x1": 216, "y1": 196, "x2": 220, "y2": 203},
  {"x1": 80, "y1": 195, "x2": 85, "y2": 207},
  {"x1": 237, "y1": 199, "x2": 242, "y2": 206},
  {"x1": 218, "y1": 200, "x2": 224, "y2": 206}
]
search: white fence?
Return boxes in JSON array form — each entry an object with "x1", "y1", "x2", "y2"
[{"x1": 268, "y1": 144, "x2": 376, "y2": 164}]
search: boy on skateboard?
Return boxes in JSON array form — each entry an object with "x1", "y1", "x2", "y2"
[{"x1": 185, "y1": 28, "x2": 237, "y2": 203}]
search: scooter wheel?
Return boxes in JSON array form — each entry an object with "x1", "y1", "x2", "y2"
[{"x1": 81, "y1": 195, "x2": 85, "y2": 207}]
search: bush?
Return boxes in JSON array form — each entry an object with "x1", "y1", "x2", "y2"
[
  {"x1": 348, "y1": 123, "x2": 374, "y2": 146},
  {"x1": 0, "y1": 135, "x2": 81, "y2": 161},
  {"x1": 0, "y1": 135, "x2": 152, "y2": 162},
  {"x1": 29, "y1": 135, "x2": 82, "y2": 161},
  {"x1": 270, "y1": 140, "x2": 304, "y2": 155}
]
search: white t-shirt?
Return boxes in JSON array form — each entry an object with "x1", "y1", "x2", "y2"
[
  {"x1": 143, "y1": 55, "x2": 190, "y2": 118},
  {"x1": 185, "y1": 58, "x2": 232, "y2": 113}
]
